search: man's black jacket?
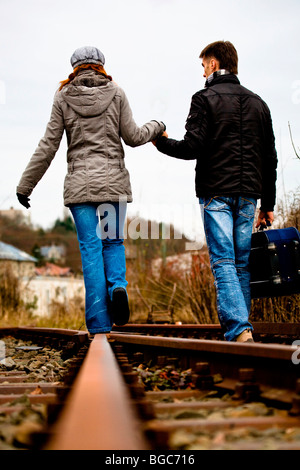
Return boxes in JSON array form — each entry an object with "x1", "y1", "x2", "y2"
[{"x1": 156, "y1": 74, "x2": 277, "y2": 211}]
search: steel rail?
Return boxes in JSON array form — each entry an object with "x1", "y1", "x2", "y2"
[
  {"x1": 0, "y1": 326, "x2": 88, "y2": 339},
  {"x1": 112, "y1": 322, "x2": 300, "y2": 342},
  {"x1": 45, "y1": 334, "x2": 150, "y2": 450}
]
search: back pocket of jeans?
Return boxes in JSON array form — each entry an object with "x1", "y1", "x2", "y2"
[
  {"x1": 203, "y1": 196, "x2": 229, "y2": 211},
  {"x1": 239, "y1": 198, "x2": 256, "y2": 219}
]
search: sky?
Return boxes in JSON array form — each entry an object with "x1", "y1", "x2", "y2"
[{"x1": 0, "y1": 0, "x2": 299, "y2": 244}]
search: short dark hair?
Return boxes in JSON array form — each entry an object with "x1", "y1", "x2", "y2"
[{"x1": 200, "y1": 41, "x2": 238, "y2": 75}]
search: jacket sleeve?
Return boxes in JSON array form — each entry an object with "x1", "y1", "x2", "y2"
[
  {"x1": 260, "y1": 104, "x2": 278, "y2": 212},
  {"x1": 16, "y1": 93, "x2": 65, "y2": 196},
  {"x1": 119, "y1": 89, "x2": 165, "y2": 146},
  {"x1": 156, "y1": 92, "x2": 209, "y2": 160}
]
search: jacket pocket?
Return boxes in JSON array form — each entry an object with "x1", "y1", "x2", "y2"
[{"x1": 107, "y1": 161, "x2": 132, "y2": 198}]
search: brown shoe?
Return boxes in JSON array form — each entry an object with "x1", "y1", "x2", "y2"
[{"x1": 236, "y1": 329, "x2": 254, "y2": 343}]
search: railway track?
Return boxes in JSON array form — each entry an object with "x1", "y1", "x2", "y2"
[{"x1": 1, "y1": 324, "x2": 300, "y2": 451}]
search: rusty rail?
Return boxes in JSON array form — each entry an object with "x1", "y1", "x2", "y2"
[
  {"x1": 112, "y1": 322, "x2": 300, "y2": 344},
  {"x1": 45, "y1": 334, "x2": 149, "y2": 450}
]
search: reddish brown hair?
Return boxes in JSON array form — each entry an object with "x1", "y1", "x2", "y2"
[
  {"x1": 200, "y1": 41, "x2": 238, "y2": 75},
  {"x1": 59, "y1": 64, "x2": 112, "y2": 90}
]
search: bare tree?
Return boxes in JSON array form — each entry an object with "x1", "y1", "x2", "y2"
[{"x1": 288, "y1": 122, "x2": 300, "y2": 160}]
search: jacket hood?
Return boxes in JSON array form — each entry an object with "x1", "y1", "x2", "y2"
[{"x1": 61, "y1": 70, "x2": 118, "y2": 117}]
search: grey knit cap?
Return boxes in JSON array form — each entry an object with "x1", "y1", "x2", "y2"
[{"x1": 70, "y1": 46, "x2": 105, "y2": 68}]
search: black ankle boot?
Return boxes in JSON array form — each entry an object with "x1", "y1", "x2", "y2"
[{"x1": 112, "y1": 287, "x2": 130, "y2": 326}]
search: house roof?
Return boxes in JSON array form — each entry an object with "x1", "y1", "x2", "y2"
[
  {"x1": 35, "y1": 263, "x2": 72, "y2": 277},
  {"x1": 0, "y1": 241, "x2": 37, "y2": 263}
]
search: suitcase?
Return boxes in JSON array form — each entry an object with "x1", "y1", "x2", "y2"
[{"x1": 249, "y1": 227, "x2": 300, "y2": 299}]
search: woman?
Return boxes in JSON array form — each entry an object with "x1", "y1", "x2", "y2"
[{"x1": 17, "y1": 46, "x2": 165, "y2": 335}]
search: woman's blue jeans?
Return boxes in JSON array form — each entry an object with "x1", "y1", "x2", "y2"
[
  {"x1": 199, "y1": 196, "x2": 257, "y2": 341},
  {"x1": 70, "y1": 202, "x2": 127, "y2": 334}
]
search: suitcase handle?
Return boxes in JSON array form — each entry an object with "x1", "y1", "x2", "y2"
[{"x1": 257, "y1": 221, "x2": 272, "y2": 232}]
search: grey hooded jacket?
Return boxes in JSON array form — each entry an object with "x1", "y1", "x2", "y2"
[{"x1": 17, "y1": 70, "x2": 165, "y2": 205}]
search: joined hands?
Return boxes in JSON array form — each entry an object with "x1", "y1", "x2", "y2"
[{"x1": 152, "y1": 130, "x2": 168, "y2": 147}]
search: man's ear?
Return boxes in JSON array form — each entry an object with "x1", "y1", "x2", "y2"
[{"x1": 211, "y1": 58, "x2": 220, "y2": 72}]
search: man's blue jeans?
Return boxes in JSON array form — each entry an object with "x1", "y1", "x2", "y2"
[
  {"x1": 70, "y1": 202, "x2": 127, "y2": 334},
  {"x1": 199, "y1": 196, "x2": 257, "y2": 341}
]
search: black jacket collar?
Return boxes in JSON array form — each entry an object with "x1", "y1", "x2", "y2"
[{"x1": 205, "y1": 72, "x2": 240, "y2": 88}]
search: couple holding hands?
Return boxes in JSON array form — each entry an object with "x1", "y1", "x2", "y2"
[{"x1": 17, "y1": 42, "x2": 277, "y2": 342}]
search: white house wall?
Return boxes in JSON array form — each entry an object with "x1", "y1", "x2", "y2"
[{"x1": 21, "y1": 276, "x2": 84, "y2": 316}]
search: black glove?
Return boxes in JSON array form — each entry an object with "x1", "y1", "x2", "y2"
[{"x1": 17, "y1": 193, "x2": 30, "y2": 209}]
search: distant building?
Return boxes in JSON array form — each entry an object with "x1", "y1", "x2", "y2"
[
  {"x1": 0, "y1": 240, "x2": 84, "y2": 316},
  {"x1": 40, "y1": 244, "x2": 66, "y2": 263},
  {"x1": 0, "y1": 207, "x2": 31, "y2": 225},
  {"x1": 35, "y1": 262, "x2": 72, "y2": 277},
  {"x1": 0, "y1": 240, "x2": 37, "y2": 278},
  {"x1": 23, "y1": 275, "x2": 84, "y2": 316},
  {"x1": 27, "y1": 261, "x2": 84, "y2": 316},
  {"x1": 151, "y1": 250, "x2": 207, "y2": 280}
]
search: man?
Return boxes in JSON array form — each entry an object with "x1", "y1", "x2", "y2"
[{"x1": 153, "y1": 41, "x2": 277, "y2": 342}]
